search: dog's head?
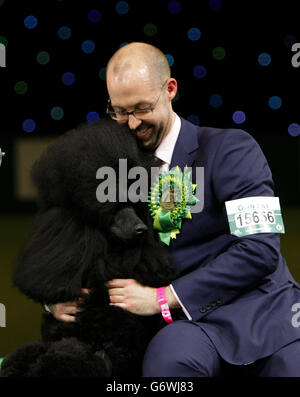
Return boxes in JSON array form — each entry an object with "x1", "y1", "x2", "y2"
[{"x1": 31, "y1": 118, "x2": 154, "y2": 232}]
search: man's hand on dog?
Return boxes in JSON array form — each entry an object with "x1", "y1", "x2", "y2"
[
  {"x1": 51, "y1": 280, "x2": 179, "y2": 321},
  {"x1": 50, "y1": 288, "x2": 90, "y2": 322}
]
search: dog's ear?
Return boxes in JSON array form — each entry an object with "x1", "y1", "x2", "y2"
[{"x1": 13, "y1": 207, "x2": 99, "y2": 304}]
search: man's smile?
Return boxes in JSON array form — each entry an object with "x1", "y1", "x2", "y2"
[{"x1": 135, "y1": 126, "x2": 152, "y2": 138}]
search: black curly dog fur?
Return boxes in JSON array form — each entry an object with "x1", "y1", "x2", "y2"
[{"x1": 0, "y1": 119, "x2": 178, "y2": 377}]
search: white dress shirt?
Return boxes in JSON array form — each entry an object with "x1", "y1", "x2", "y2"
[{"x1": 154, "y1": 113, "x2": 192, "y2": 320}]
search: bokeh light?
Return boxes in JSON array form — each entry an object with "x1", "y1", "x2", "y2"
[
  {"x1": 98, "y1": 67, "x2": 106, "y2": 80},
  {"x1": 22, "y1": 119, "x2": 36, "y2": 133},
  {"x1": 172, "y1": 92, "x2": 180, "y2": 102},
  {"x1": 187, "y1": 115, "x2": 200, "y2": 125},
  {"x1": 209, "y1": 0, "x2": 223, "y2": 10},
  {"x1": 187, "y1": 27, "x2": 201, "y2": 41},
  {"x1": 81, "y1": 40, "x2": 95, "y2": 54},
  {"x1": 24, "y1": 15, "x2": 38, "y2": 29},
  {"x1": 0, "y1": 36, "x2": 8, "y2": 47},
  {"x1": 115, "y1": 1, "x2": 130, "y2": 15},
  {"x1": 36, "y1": 51, "x2": 50, "y2": 65},
  {"x1": 144, "y1": 23, "x2": 157, "y2": 37},
  {"x1": 258, "y1": 52, "x2": 271, "y2": 66},
  {"x1": 88, "y1": 9, "x2": 102, "y2": 23},
  {"x1": 268, "y1": 96, "x2": 282, "y2": 110},
  {"x1": 86, "y1": 111, "x2": 100, "y2": 124},
  {"x1": 50, "y1": 106, "x2": 64, "y2": 120},
  {"x1": 57, "y1": 26, "x2": 72, "y2": 40},
  {"x1": 15, "y1": 81, "x2": 28, "y2": 95},
  {"x1": 193, "y1": 65, "x2": 207, "y2": 79},
  {"x1": 288, "y1": 123, "x2": 300, "y2": 137},
  {"x1": 212, "y1": 46, "x2": 226, "y2": 60},
  {"x1": 168, "y1": 0, "x2": 182, "y2": 14},
  {"x1": 232, "y1": 110, "x2": 246, "y2": 124},
  {"x1": 165, "y1": 54, "x2": 174, "y2": 67},
  {"x1": 61, "y1": 72, "x2": 75, "y2": 86},
  {"x1": 209, "y1": 94, "x2": 223, "y2": 108}
]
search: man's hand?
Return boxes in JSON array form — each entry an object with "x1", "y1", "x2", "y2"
[
  {"x1": 49, "y1": 288, "x2": 90, "y2": 322},
  {"x1": 106, "y1": 279, "x2": 180, "y2": 315}
]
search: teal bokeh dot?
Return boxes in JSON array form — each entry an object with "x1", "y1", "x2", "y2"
[
  {"x1": 172, "y1": 92, "x2": 179, "y2": 102},
  {"x1": 0, "y1": 36, "x2": 8, "y2": 47},
  {"x1": 50, "y1": 106, "x2": 64, "y2": 120}
]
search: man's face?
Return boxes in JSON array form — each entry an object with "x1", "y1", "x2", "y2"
[{"x1": 107, "y1": 73, "x2": 176, "y2": 151}]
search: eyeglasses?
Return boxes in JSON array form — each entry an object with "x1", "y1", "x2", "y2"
[{"x1": 106, "y1": 80, "x2": 168, "y2": 122}]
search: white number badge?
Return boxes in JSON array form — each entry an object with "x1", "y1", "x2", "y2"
[{"x1": 225, "y1": 196, "x2": 285, "y2": 237}]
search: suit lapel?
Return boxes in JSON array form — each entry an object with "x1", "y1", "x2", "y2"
[{"x1": 170, "y1": 117, "x2": 200, "y2": 170}]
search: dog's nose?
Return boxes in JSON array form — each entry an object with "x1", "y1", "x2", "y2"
[{"x1": 135, "y1": 224, "x2": 148, "y2": 235}]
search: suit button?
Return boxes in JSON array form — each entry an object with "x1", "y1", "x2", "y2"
[
  {"x1": 216, "y1": 298, "x2": 222, "y2": 305},
  {"x1": 211, "y1": 301, "x2": 217, "y2": 307},
  {"x1": 200, "y1": 307, "x2": 206, "y2": 313},
  {"x1": 205, "y1": 304, "x2": 212, "y2": 310}
]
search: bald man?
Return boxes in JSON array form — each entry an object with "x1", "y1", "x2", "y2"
[{"x1": 49, "y1": 42, "x2": 300, "y2": 377}]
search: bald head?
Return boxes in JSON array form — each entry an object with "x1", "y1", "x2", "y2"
[{"x1": 106, "y1": 42, "x2": 171, "y2": 88}]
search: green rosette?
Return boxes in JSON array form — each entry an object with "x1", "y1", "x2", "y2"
[{"x1": 148, "y1": 166, "x2": 198, "y2": 245}]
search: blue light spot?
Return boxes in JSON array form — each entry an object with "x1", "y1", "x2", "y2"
[
  {"x1": 165, "y1": 54, "x2": 174, "y2": 67},
  {"x1": 58, "y1": 26, "x2": 72, "y2": 40},
  {"x1": 258, "y1": 52, "x2": 271, "y2": 66},
  {"x1": 81, "y1": 40, "x2": 95, "y2": 54},
  {"x1": 50, "y1": 107, "x2": 64, "y2": 120},
  {"x1": 288, "y1": 123, "x2": 300, "y2": 137},
  {"x1": 187, "y1": 115, "x2": 200, "y2": 126},
  {"x1": 193, "y1": 65, "x2": 207, "y2": 79},
  {"x1": 86, "y1": 111, "x2": 100, "y2": 124},
  {"x1": 187, "y1": 27, "x2": 201, "y2": 41},
  {"x1": 61, "y1": 72, "x2": 75, "y2": 86},
  {"x1": 120, "y1": 42, "x2": 129, "y2": 48},
  {"x1": 268, "y1": 96, "x2": 282, "y2": 109},
  {"x1": 115, "y1": 1, "x2": 129, "y2": 14},
  {"x1": 24, "y1": 15, "x2": 38, "y2": 29},
  {"x1": 22, "y1": 119, "x2": 36, "y2": 133},
  {"x1": 168, "y1": 0, "x2": 182, "y2": 14},
  {"x1": 232, "y1": 111, "x2": 246, "y2": 124},
  {"x1": 209, "y1": 0, "x2": 223, "y2": 10},
  {"x1": 88, "y1": 9, "x2": 102, "y2": 23},
  {"x1": 209, "y1": 94, "x2": 223, "y2": 108}
]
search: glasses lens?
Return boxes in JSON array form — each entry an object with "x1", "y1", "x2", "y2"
[{"x1": 133, "y1": 109, "x2": 152, "y2": 119}]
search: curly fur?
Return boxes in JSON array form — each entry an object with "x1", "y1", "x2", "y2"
[{"x1": 0, "y1": 119, "x2": 178, "y2": 377}]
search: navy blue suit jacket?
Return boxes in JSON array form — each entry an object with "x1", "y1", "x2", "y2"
[{"x1": 168, "y1": 117, "x2": 300, "y2": 364}]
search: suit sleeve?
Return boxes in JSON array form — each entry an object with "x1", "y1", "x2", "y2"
[{"x1": 171, "y1": 129, "x2": 284, "y2": 321}]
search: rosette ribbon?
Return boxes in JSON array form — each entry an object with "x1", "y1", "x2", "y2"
[{"x1": 148, "y1": 166, "x2": 198, "y2": 245}]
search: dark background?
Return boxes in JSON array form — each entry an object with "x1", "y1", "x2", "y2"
[{"x1": 0, "y1": 0, "x2": 299, "y2": 357}]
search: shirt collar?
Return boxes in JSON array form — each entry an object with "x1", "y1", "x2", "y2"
[{"x1": 154, "y1": 113, "x2": 181, "y2": 165}]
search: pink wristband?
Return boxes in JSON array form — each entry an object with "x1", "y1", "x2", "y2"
[{"x1": 157, "y1": 287, "x2": 173, "y2": 323}]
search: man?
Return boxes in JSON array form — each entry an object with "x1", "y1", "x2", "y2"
[{"x1": 49, "y1": 42, "x2": 300, "y2": 376}]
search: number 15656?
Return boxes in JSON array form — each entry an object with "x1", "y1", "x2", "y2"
[{"x1": 235, "y1": 210, "x2": 275, "y2": 228}]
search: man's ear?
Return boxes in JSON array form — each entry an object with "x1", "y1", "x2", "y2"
[{"x1": 166, "y1": 78, "x2": 178, "y2": 101}]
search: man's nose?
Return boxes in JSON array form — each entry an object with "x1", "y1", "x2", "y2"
[{"x1": 128, "y1": 114, "x2": 142, "y2": 131}]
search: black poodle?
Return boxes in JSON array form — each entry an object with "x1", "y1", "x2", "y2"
[{"x1": 0, "y1": 119, "x2": 178, "y2": 377}]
